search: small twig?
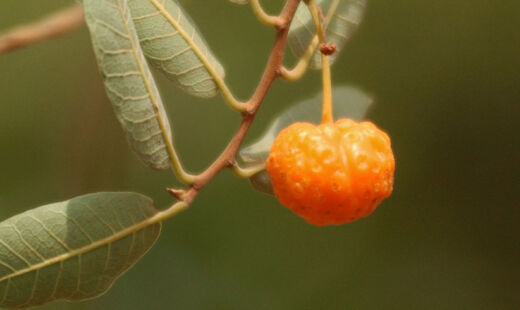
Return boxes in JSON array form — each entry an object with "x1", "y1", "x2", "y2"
[
  {"x1": 166, "y1": 188, "x2": 188, "y2": 201},
  {"x1": 0, "y1": 0, "x2": 303, "y2": 221},
  {"x1": 168, "y1": 0, "x2": 302, "y2": 206},
  {"x1": 0, "y1": 5, "x2": 84, "y2": 55}
]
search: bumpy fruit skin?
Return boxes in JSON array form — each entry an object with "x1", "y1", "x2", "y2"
[{"x1": 266, "y1": 119, "x2": 395, "y2": 226}]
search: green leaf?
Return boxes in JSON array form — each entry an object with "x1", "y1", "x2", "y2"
[
  {"x1": 241, "y1": 86, "x2": 372, "y2": 195},
  {"x1": 0, "y1": 192, "x2": 161, "y2": 309},
  {"x1": 248, "y1": 170, "x2": 274, "y2": 195},
  {"x1": 83, "y1": 0, "x2": 173, "y2": 170},
  {"x1": 288, "y1": 0, "x2": 367, "y2": 69},
  {"x1": 128, "y1": 0, "x2": 226, "y2": 98},
  {"x1": 240, "y1": 85, "x2": 372, "y2": 165}
]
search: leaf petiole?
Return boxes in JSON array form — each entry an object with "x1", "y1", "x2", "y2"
[
  {"x1": 250, "y1": 0, "x2": 280, "y2": 27},
  {"x1": 153, "y1": 201, "x2": 189, "y2": 223},
  {"x1": 165, "y1": 142, "x2": 196, "y2": 185},
  {"x1": 231, "y1": 163, "x2": 266, "y2": 178},
  {"x1": 280, "y1": 35, "x2": 318, "y2": 81},
  {"x1": 218, "y1": 78, "x2": 247, "y2": 112},
  {"x1": 281, "y1": 0, "x2": 340, "y2": 82}
]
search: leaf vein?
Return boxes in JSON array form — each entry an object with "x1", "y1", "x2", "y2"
[
  {"x1": 105, "y1": 84, "x2": 149, "y2": 102},
  {"x1": 94, "y1": 20, "x2": 131, "y2": 40},
  {"x1": 0, "y1": 279, "x2": 10, "y2": 305},
  {"x1": 145, "y1": 45, "x2": 192, "y2": 62},
  {"x1": 132, "y1": 130, "x2": 163, "y2": 142},
  {"x1": 0, "y1": 217, "x2": 157, "y2": 284},
  {"x1": 20, "y1": 269, "x2": 39, "y2": 308},
  {"x1": 28, "y1": 216, "x2": 71, "y2": 252},
  {"x1": 333, "y1": 13, "x2": 360, "y2": 25},
  {"x1": 139, "y1": 30, "x2": 179, "y2": 42},
  {"x1": 6, "y1": 223, "x2": 45, "y2": 262},
  {"x1": 105, "y1": 71, "x2": 142, "y2": 78},
  {"x1": 80, "y1": 203, "x2": 117, "y2": 234},
  {"x1": 0, "y1": 239, "x2": 31, "y2": 267},
  {"x1": 46, "y1": 211, "x2": 95, "y2": 245},
  {"x1": 131, "y1": 10, "x2": 161, "y2": 21}
]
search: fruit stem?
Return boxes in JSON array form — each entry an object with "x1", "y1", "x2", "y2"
[
  {"x1": 307, "y1": 0, "x2": 333, "y2": 124},
  {"x1": 320, "y1": 54, "x2": 333, "y2": 123}
]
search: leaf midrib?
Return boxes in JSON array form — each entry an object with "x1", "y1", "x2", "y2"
[
  {"x1": 148, "y1": 0, "x2": 225, "y2": 89},
  {"x1": 0, "y1": 211, "x2": 158, "y2": 283},
  {"x1": 111, "y1": 0, "x2": 176, "y2": 168}
]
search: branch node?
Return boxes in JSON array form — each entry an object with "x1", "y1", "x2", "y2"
[
  {"x1": 241, "y1": 103, "x2": 255, "y2": 117},
  {"x1": 167, "y1": 0, "x2": 302, "y2": 207},
  {"x1": 319, "y1": 42, "x2": 336, "y2": 55},
  {"x1": 166, "y1": 188, "x2": 188, "y2": 201},
  {"x1": 275, "y1": 17, "x2": 289, "y2": 32}
]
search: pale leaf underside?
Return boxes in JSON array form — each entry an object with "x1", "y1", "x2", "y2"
[
  {"x1": 0, "y1": 192, "x2": 161, "y2": 309},
  {"x1": 84, "y1": 0, "x2": 173, "y2": 170},
  {"x1": 129, "y1": 0, "x2": 226, "y2": 98},
  {"x1": 288, "y1": 0, "x2": 367, "y2": 69}
]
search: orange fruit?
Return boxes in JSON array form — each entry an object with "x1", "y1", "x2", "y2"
[{"x1": 266, "y1": 118, "x2": 395, "y2": 226}]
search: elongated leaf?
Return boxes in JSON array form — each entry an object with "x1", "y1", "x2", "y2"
[
  {"x1": 84, "y1": 0, "x2": 173, "y2": 170},
  {"x1": 0, "y1": 192, "x2": 161, "y2": 309},
  {"x1": 128, "y1": 0, "x2": 225, "y2": 98},
  {"x1": 240, "y1": 85, "x2": 372, "y2": 165},
  {"x1": 288, "y1": 0, "x2": 367, "y2": 69}
]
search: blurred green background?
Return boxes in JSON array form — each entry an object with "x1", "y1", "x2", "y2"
[{"x1": 1, "y1": 0, "x2": 519, "y2": 309}]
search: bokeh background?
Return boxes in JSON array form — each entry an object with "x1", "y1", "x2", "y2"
[{"x1": 1, "y1": 0, "x2": 519, "y2": 309}]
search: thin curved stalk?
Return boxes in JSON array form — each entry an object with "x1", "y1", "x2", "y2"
[
  {"x1": 250, "y1": 0, "x2": 279, "y2": 27},
  {"x1": 174, "y1": 0, "x2": 303, "y2": 204},
  {"x1": 280, "y1": 0, "x2": 340, "y2": 81},
  {"x1": 280, "y1": 35, "x2": 318, "y2": 81},
  {"x1": 166, "y1": 142, "x2": 196, "y2": 184},
  {"x1": 231, "y1": 163, "x2": 266, "y2": 178},
  {"x1": 0, "y1": 5, "x2": 84, "y2": 54}
]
